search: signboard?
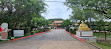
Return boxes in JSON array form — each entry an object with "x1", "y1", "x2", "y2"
[
  {"x1": 76, "y1": 31, "x2": 93, "y2": 37},
  {"x1": 81, "y1": 31, "x2": 93, "y2": 37},
  {"x1": 13, "y1": 30, "x2": 24, "y2": 37}
]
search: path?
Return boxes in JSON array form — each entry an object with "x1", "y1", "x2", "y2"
[{"x1": 0, "y1": 29, "x2": 97, "y2": 49}]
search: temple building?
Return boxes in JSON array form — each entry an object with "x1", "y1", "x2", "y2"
[{"x1": 49, "y1": 21, "x2": 63, "y2": 29}]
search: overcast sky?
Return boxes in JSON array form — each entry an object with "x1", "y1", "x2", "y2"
[{"x1": 42, "y1": 0, "x2": 72, "y2": 20}]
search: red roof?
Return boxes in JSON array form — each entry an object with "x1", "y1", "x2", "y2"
[{"x1": 53, "y1": 21, "x2": 63, "y2": 23}]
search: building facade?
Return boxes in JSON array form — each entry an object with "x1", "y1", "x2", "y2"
[{"x1": 50, "y1": 21, "x2": 63, "y2": 29}]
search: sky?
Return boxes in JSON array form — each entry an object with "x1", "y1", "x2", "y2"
[{"x1": 42, "y1": 0, "x2": 72, "y2": 20}]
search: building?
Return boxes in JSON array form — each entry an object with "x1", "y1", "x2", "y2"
[{"x1": 49, "y1": 21, "x2": 63, "y2": 29}]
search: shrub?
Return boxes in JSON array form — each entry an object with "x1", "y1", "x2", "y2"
[
  {"x1": 31, "y1": 30, "x2": 41, "y2": 35},
  {"x1": 35, "y1": 30, "x2": 40, "y2": 33},
  {"x1": 23, "y1": 27, "x2": 31, "y2": 36},
  {"x1": 41, "y1": 29, "x2": 45, "y2": 32},
  {"x1": 74, "y1": 28, "x2": 78, "y2": 34},
  {"x1": 69, "y1": 28, "x2": 78, "y2": 34},
  {"x1": 66, "y1": 27, "x2": 70, "y2": 32},
  {"x1": 25, "y1": 33, "x2": 31, "y2": 36},
  {"x1": 8, "y1": 30, "x2": 13, "y2": 39},
  {"x1": 31, "y1": 31, "x2": 36, "y2": 35},
  {"x1": 24, "y1": 27, "x2": 31, "y2": 33}
]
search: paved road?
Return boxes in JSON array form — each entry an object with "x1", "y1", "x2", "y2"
[{"x1": 0, "y1": 29, "x2": 97, "y2": 49}]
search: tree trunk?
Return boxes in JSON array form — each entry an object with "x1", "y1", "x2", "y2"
[{"x1": 89, "y1": 18, "x2": 92, "y2": 29}]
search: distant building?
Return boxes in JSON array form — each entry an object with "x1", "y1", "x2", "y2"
[{"x1": 49, "y1": 21, "x2": 63, "y2": 29}]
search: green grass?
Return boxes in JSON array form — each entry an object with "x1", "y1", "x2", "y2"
[
  {"x1": 94, "y1": 33, "x2": 111, "y2": 38},
  {"x1": 92, "y1": 33, "x2": 111, "y2": 49},
  {"x1": 25, "y1": 33, "x2": 31, "y2": 36},
  {"x1": 14, "y1": 36, "x2": 24, "y2": 39},
  {"x1": 92, "y1": 41, "x2": 111, "y2": 49},
  {"x1": 0, "y1": 40, "x2": 9, "y2": 42}
]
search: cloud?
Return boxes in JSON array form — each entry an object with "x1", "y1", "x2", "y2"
[{"x1": 42, "y1": 0, "x2": 72, "y2": 20}]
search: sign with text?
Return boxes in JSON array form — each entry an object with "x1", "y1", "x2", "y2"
[
  {"x1": 81, "y1": 31, "x2": 93, "y2": 36},
  {"x1": 76, "y1": 31, "x2": 93, "y2": 37},
  {"x1": 13, "y1": 30, "x2": 24, "y2": 37}
]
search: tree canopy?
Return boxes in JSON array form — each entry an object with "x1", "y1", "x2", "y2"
[
  {"x1": 0, "y1": 0, "x2": 47, "y2": 29},
  {"x1": 61, "y1": 19, "x2": 72, "y2": 27},
  {"x1": 31, "y1": 17, "x2": 49, "y2": 27},
  {"x1": 65, "y1": 0, "x2": 111, "y2": 21}
]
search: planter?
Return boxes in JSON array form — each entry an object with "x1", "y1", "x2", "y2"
[{"x1": 13, "y1": 30, "x2": 24, "y2": 37}]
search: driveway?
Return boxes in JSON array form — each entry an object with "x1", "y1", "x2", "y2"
[{"x1": 0, "y1": 29, "x2": 97, "y2": 49}]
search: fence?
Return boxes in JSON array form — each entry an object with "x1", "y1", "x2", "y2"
[{"x1": 91, "y1": 25, "x2": 111, "y2": 40}]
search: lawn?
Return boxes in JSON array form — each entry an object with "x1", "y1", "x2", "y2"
[
  {"x1": 91, "y1": 41, "x2": 111, "y2": 49},
  {"x1": 93, "y1": 33, "x2": 111, "y2": 49},
  {"x1": 94, "y1": 33, "x2": 111, "y2": 38}
]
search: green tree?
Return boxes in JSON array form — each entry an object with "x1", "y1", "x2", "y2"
[
  {"x1": 69, "y1": 7, "x2": 98, "y2": 23},
  {"x1": 65, "y1": 0, "x2": 111, "y2": 19},
  {"x1": 61, "y1": 19, "x2": 72, "y2": 27},
  {"x1": 0, "y1": 0, "x2": 46, "y2": 29},
  {"x1": 31, "y1": 17, "x2": 49, "y2": 27}
]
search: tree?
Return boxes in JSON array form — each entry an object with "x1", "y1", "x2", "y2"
[
  {"x1": 70, "y1": 9, "x2": 83, "y2": 21},
  {"x1": 61, "y1": 19, "x2": 72, "y2": 27},
  {"x1": 65, "y1": 0, "x2": 111, "y2": 19},
  {"x1": 69, "y1": 7, "x2": 98, "y2": 23},
  {"x1": 31, "y1": 17, "x2": 49, "y2": 27},
  {"x1": 0, "y1": 0, "x2": 46, "y2": 29}
]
